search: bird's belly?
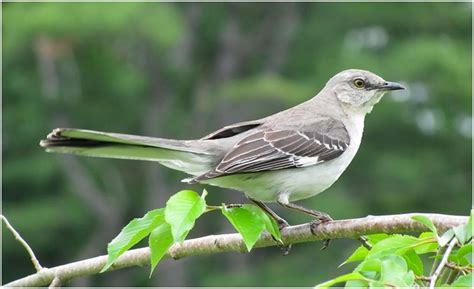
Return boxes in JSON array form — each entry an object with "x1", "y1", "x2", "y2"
[{"x1": 203, "y1": 144, "x2": 358, "y2": 203}]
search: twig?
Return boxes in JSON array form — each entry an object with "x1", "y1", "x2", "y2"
[
  {"x1": 48, "y1": 277, "x2": 61, "y2": 288},
  {"x1": 429, "y1": 237, "x2": 458, "y2": 289},
  {"x1": 429, "y1": 245, "x2": 445, "y2": 276},
  {"x1": 1, "y1": 214, "x2": 43, "y2": 272},
  {"x1": 416, "y1": 275, "x2": 432, "y2": 282},
  {"x1": 445, "y1": 262, "x2": 473, "y2": 273},
  {"x1": 4, "y1": 213, "x2": 467, "y2": 287}
]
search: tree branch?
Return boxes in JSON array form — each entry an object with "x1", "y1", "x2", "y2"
[
  {"x1": 2, "y1": 215, "x2": 43, "y2": 272},
  {"x1": 429, "y1": 237, "x2": 458, "y2": 289},
  {"x1": 4, "y1": 213, "x2": 467, "y2": 287}
]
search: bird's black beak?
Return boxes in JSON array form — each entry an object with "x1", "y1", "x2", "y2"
[{"x1": 379, "y1": 81, "x2": 406, "y2": 91}]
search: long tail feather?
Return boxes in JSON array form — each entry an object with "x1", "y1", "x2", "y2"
[{"x1": 40, "y1": 128, "x2": 217, "y2": 175}]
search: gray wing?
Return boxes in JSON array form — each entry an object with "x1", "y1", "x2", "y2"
[{"x1": 190, "y1": 123, "x2": 350, "y2": 183}]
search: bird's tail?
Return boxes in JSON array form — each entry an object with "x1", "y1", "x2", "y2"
[{"x1": 40, "y1": 128, "x2": 219, "y2": 176}]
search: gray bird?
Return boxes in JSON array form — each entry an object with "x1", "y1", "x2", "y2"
[{"x1": 40, "y1": 69, "x2": 405, "y2": 228}]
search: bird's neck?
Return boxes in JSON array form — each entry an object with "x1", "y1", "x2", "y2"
[{"x1": 310, "y1": 89, "x2": 367, "y2": 139}]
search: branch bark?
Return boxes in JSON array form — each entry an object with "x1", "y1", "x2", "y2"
[{"x1": 4, "y1": 213, "x2": 467, "y2": 287}]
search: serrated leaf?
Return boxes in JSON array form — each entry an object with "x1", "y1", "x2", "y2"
[
  {"x1": 245, "y1": 205, "x2": 282, "y2": 242},
  {"x1": 412, "y1": 215, "x2": 438, "y2": 236},
  {"x1": 222, "y1": 205, "x2": 265, "y2": 252},
  {"x1": 439, "y1": 229, "x2": 455, "y2": 247},
  {"x1": 148, "y1": 222, "x2": 173, "y2": 276},
  {"x1": 165, "y1": 190, "x2": 206, "y2": 242},
  {"x1": 366, "y1": 233, "x2": 390, "y2": 245},
  {"x1": 101, "y1": 208, "x2": 164, "y2": 273},
  {"x1": 451, "y1": 272, "x2": 472, "y2": 287},
  {"x1": 402, "y1": 249, "x2": 424, "y2": 276},
  {"x1": 367, "y1": 235, "x2": 418, "y2": 259},
  {"x1": 340, "y1": 246, "x2": 369, "y2": 267},
  {"x1": 315, "y1": 272, "x2": 368, "y2": 288},
  {"x1": 419, "y1": 231, "x2": 436, "y2": 239}
]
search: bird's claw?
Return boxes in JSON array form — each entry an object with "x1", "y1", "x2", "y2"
[
  {"x1": 309, "y1": 215, "x2": 333, "y2": 250},
  {"x1": 274, "y1": 219, "x2": 292, "y2": 255}
]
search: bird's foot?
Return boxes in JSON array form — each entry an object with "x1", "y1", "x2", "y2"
[
  {"x1": 275, "y1": 219, "x2": 292, "y2": 255},
  {"x1": 309, "y1": 215, "x2": 333, "y2": 250}
]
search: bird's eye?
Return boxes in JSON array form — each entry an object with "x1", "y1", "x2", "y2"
[{"x1": 353, "y1": 78, "x2": 365, "y2": 89}]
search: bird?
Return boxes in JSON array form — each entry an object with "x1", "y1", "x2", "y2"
[{"x1": 40, "y1": 69, "x2": 405, "y2": 229}]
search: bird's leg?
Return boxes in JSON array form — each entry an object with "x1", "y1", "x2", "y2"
[
  {"x1": 248, "y1": 198, "x2": 289, "y2": 230},
  {"x1": 276, "y1": 199, "x2": 333, "y2": 250},
  {"x1": 248, "y1": 197, "x2": 292, "y2": 255},
  {"x1": 276, "y1": 200, "x2": 333, "y2": 222}
]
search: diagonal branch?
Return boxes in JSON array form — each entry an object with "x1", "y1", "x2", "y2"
[
  {"x1": 2, "y1": 215, "x2": 43, "y2": 272},
  {"x1": 4, "y1": 213, "x2": 467, "y2": 287}
]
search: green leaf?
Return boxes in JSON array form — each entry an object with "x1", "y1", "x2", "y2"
[
  {"x1": 366, "y1": 233, "x2": 390, "y2": 245},
  {"x1": 357, "y1": 259, "x2": 382, "y2": 274},
  {"x1": 439, "y1": 229, "x2": 455, "y2": 247},
  {"x1": 367, "y1": 235, "x2": 418, "y2": 259},
  {"x1": 414, "y1": 232, "x2": 439, "y2": 254},
  {"x1": 380, "y1": 256, "x2": 413, "y2": 287},
  {"x1": 245, "y1": 205, "x2": 282, "y2": 242},
  {"x1": 414, "y1": 241, "x2": 438, "y2": 255},
  {"x1": 345, "y1": 279, "x2": 368, "y2": 288},
  {"x1": 165, "y1": 190, "x2": 206, "y2": 242},
  {"x1": 368, "y1": 280, "x2": 386, "y2": 288},
  {"x1": 451, "y1": 273, "x2": 472, "y2": 287},
  {"x1": 457, "y1": 243, "x2": 472, "y2": 264},
  {"x1": 355, "y1": 259, "x2": 382, "y2": 283},
  {"x1": 101, "y1": 208, "x2": 164, "y2": 273},
  {"x1": 453, "y1": 224, "x2": 468, "y2": 244},
  {"x1": 402, "y1": 249, "x2": 424, "y2": 276},
  {"x1": 419, "y1": 231, "x2": 436, "y2": 239},
  {"x1": 448, "y1": 253, "x2": 469, "y2": 267},
  {"x1": 221, "y1": 205, "x2": 265, "y2": 252},
  {"x1": 412, "y1": 215, "x2": 438, "y2": 236},
  {"x1": 466, "y1": 209, "x2": 473, "y2": 241},
  {"x1": 148, "y1": 222, "x2": 173, "y2": 276},
  {"x1": 315, "y1": 272, "x2": 368, "y2": 288},
  {"x1": 340, "y1": 246, "x2": 369, "y2": 267}
]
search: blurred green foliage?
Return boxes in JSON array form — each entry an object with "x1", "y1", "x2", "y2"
[{"x1": 3, "y1": 2, "x2": 471, "y2": 286}]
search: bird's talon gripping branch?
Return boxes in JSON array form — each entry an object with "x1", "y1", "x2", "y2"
[
  {"x1": 309, "y1": 217, "x2": 333, "y2": 250},
  {"x1": 320, "y1": 239, "x2": 331, "y2": 250}
]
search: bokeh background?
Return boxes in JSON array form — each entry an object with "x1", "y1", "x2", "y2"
[{"x1": 3, "y1": 2, "x2": 472, "y2": 286}]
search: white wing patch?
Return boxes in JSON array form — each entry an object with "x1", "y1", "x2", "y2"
[{"x1": 295, "y1": 156, "x2": 321, "y2": 167}]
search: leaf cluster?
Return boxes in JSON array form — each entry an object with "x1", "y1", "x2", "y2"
[
  {"x1": 102, "y1": 189, "x2": 282, "y2": 276},
  {"x1": 316, "y1": 212, "x2": 473, "y2": 288}
]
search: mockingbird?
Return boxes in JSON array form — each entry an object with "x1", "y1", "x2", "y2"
[{"x1": 40, "y1": 69, "x2": 404, "y2": 228}]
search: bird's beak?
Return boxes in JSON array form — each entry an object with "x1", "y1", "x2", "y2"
[{"x1": 379, "y1": 81, "x2": 406, "y2": 91}]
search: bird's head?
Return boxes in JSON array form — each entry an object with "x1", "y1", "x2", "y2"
[{"x1": 325, "y1": 69, "x2": 405, "y2": 114}]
